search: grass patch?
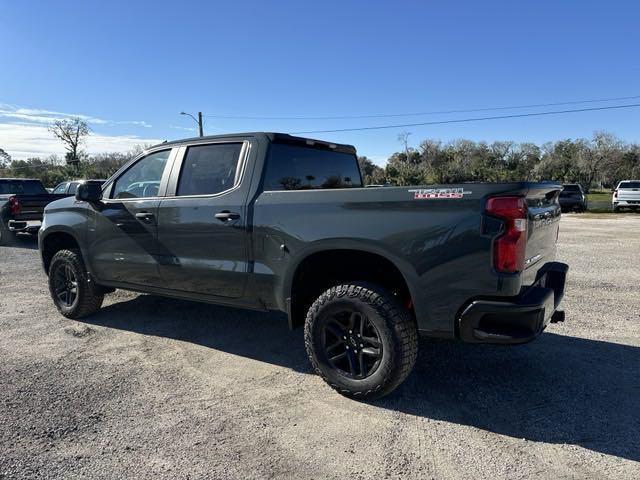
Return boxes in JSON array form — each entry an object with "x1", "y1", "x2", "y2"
[{"x1": 586, "y1": 191, "x2": 612, "y2": 212}]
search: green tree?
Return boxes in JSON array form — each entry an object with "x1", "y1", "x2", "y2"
[
  {"x1": 358, "y1": 156, "x2": 385, "y2": 185},
  {"x1": 0, "y1": 148, "x2": 10, "y2": 168}
]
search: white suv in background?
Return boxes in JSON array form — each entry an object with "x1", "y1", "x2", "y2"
[{"x1": 612, "y1": 180, "x2": 640, "y2": 212}]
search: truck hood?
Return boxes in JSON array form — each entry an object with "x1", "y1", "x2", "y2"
[{"x1": 44, "y1": 195, "x2": 77, "y2": 212}]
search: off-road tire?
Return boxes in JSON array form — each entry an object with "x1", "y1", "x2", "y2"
[
  {"x1": 48, "y1": 249, "x2": 104, "y2": 319},
  {"x1": 304, "y1": 282, "x2": 418, "y2": 400}
]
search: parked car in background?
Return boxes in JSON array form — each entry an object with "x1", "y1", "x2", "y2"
[
  {"x1": 0, "y1": 178, "x2": 68, "y2": 245},
  {"x1": 612, "y1": 180, "x2": 640, "y2": 212},
  {"x1": 38, "y1": 132, "x2": 568, "y2": 399},
  {"x1": 52, "y1": 179, "x2": 107, "y2": 197},
  {"x1": 559, "y1": 184, "x2": 587, "y2": 212}
]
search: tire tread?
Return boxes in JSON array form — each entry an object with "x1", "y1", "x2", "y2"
[
  {"x1": 48, "y1": 249, "x2": 104, "y2": 319},
  {"x1": 304, "y1": 282, "x2": 418, "y2": 399}
]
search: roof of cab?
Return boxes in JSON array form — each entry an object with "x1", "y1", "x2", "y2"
[{"x1": 152, "y1": 132, "x2": 357, "y2": 155}]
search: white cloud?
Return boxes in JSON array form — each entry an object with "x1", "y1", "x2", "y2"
[
  {"x1": 0, "y1": 123, "x2": 162, "y2": 159},
  {"x1": 0, "y1": 103, "x2": 152, "y2": 128},
  {"x1": 169, "y1": 125, "x2": 197, "y2": 132}
]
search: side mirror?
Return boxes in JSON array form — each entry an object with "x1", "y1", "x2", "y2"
[{"x1": 76, "y1": 181, "x2": 103, "y2": 203}]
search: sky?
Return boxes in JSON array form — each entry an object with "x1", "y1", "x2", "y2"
[{"x1": 1, "y1": 0, "x2": 639, "y2": 164}]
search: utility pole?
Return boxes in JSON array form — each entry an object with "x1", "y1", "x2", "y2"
[{"x1": 180, "y1": 111, "x2": 204, "y2": 137}]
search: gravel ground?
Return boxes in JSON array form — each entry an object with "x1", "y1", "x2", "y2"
[{"x1": 1, "y1": 214, "x2": 639, "y2": 479}]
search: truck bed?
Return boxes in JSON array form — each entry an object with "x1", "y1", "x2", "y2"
[{"x1": 253, "y1": 182, "x2": 562, "y2": 336}]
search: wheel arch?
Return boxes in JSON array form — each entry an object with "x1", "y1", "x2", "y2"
[
  {"x1": 40, "y1": 228, "x2": 83, "y2": 274},
  {"x1": 284, "y1": 243, "x2": 417, "y2": 329}
]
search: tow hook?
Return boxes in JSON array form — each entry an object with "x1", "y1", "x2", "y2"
[{"x1": 550, "y1": 310, "x2": 565, "y2": 323}]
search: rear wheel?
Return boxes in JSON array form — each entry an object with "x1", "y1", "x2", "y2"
[
  {"x1": 48, "y1": 249, "x2": 104, "y2": 318},
  {"x1": 613, "y1": 205, "x2": 620, "y2": 213},
  {"x1": 304, "y1": 282, "x2": 418, "y2": 399}
]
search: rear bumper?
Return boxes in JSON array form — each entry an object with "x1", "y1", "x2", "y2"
[
  {"x1": 8, "y1": 220, "x2": 41, "y2": 233},
  {"x1": 458, "y1": 262, "x2": 568, "y2": 344}
]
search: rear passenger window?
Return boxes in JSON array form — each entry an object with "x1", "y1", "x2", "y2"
[
  {"x1": 263, "y1": 143, "x2": 363, "y2": 191},
  {"x1": 177, "y1": 143, "x2": 243, "y2": 196}
]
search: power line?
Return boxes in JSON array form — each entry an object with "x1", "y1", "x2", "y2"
[
  {"x1": 203, "y1": 94, "x2": 640, "y2": 120},
  {"x1": 291, "y1": 103, "x2": 640, "y2": 134}
]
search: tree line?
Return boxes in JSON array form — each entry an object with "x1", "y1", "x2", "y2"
[
  {"x1": 2, "y1": 122, "x2": 639, "y2": 190},
  {"x1": 0, "y1": 149, "x2": 146, "y2": 187},
  {"x1": 0, "y1": 117, "x2": 149, "y2": 187},
  {"x1": 359, "y1": 131, "x2": 640, "y2": 190}
]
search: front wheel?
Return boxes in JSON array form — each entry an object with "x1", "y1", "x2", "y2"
[
  {"x1": 48, "y1": 249, "x2": 104, "y2": 319},
  {"x1": 304, "y1": 282, "x2": 418, "y2": 399}
]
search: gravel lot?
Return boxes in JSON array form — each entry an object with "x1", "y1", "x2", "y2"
[{"x1": 1, "y1": 214, "x2": 639, "y2": 479}]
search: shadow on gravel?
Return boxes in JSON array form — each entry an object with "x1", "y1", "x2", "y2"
[
  {"x1": 84, "y1": 294, "x2": 310, "y2": 372},
  {"x1": 82, "y1": 294, "x2": 639, "y2": 463},
  {"x1": 4, "y1": 233, "x2": 38, "y2": 250},
  {"x1": 380, "y1": 334, "x2": 640, "y2": 463}
]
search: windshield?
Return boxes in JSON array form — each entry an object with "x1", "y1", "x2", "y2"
[
  {"x1": 619, "y1": 181, "x2": 640, "y2": 189},
  {"x1": 0, "y1": 180, "x2": 47, "y2": 195},
  {"x1": 562, "y1": 185, "x2": 581, "y2": 192}
]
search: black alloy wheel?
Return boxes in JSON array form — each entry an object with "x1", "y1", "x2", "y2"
[
  {"x1": 322, "y1": 309, "x2": 383, "y2": 379},
  {"x1": 53, "y1": 263, "x2": 79, "y2": 307}
]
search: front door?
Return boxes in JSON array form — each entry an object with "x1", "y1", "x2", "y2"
[
  {"x1": 88, "y1": 149, "x2": 174, "y2": 287},
  {"x1": 156, "y1": 141, "x2": 250, "y2": 298}
]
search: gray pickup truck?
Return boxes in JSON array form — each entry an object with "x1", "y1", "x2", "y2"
[{"x1": 38, "y1": 132, "x2": 568, "y2": 399}]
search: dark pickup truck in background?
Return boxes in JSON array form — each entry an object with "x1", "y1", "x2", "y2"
[
  {"x1": 0, "y1": 178, "x2": 106, "y2": 245},
  {"x1": 38, "y1": 132, "x2": 568, "y2": 399},
  {"x1": 0, "y1": 178, "x2": 68, "y2": 245}
]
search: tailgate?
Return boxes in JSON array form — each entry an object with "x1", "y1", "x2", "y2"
[
  {"x1": 522, "y1": 185, "x2": 562, "y2": 286},
  {"x1": 618, "y1": 188, "x2": 640, "y2": 203},
  {"x1": 13, "y1": 195, "x2": 60, "y2": 221}
]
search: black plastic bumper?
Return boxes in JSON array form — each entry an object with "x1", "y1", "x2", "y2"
[{"x1": 458, "y1": 262, "x2": 568, "y2": 344}]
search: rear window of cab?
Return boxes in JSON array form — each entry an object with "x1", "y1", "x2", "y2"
[{"x1": 263, "y1": 144, "x2": 363, "y2": 191}]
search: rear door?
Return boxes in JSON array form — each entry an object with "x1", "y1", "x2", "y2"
[
  {"x1": 522, "y1": 185, "x2": 562, "y2": 285},
  {"x1": 87, "y1": 148, "x2": 176, "y2": 286},
  {"x1": 155, "y1": 140, "x2": 251, "y2": 298}
]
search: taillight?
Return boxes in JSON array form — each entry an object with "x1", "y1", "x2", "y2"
[
  {"x1": 613, "y1": 190, "x2": 618, "y2": 199},
  {"x1": 8, "y1": 196, "x2": 21, "y2": 216},
  {"x1": 486, "y1": 196, "x2": 527, "y2": 273}
]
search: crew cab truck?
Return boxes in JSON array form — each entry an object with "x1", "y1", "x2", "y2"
[
  {"x1": 0, "y1": 178, "x2": 68, "y2": 245},
  {"x1": 38, "y1": 133, "x2": 568, "y2": 399}
]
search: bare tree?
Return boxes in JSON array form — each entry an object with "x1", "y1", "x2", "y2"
[
  {"x1": 397, "y1": 131, "x2": 412, "y2": 162},
  {"x1": 48, "y1": 117, "x2": 90, "y2": 166}
]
